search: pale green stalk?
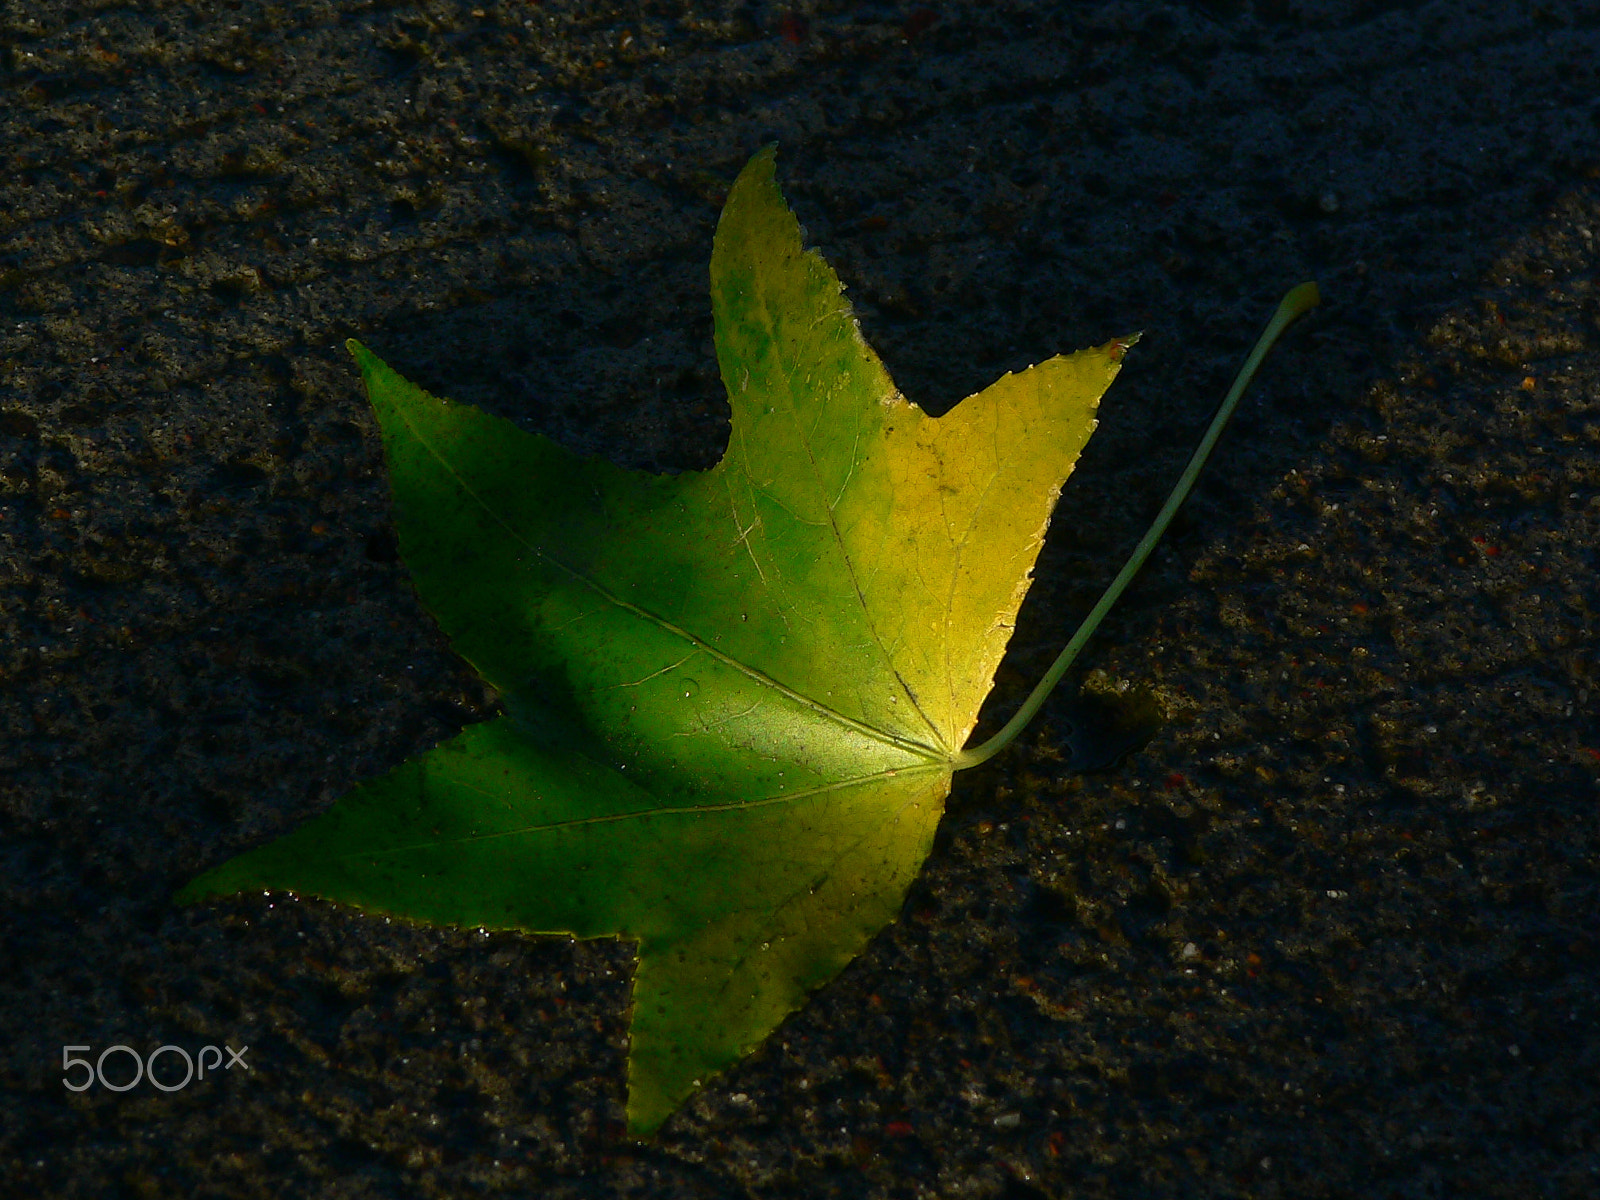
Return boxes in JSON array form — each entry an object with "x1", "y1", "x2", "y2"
[{"x1": 953, "y1": 281, "x2": 1321, "y2": 770}]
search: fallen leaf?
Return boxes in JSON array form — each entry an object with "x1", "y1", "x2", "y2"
[{"x1": 179, "y1": 146, "x2": 1130, "y2": 1135}]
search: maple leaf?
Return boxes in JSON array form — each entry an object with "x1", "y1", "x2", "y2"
[{"x1": 179, "y1": 146, "x2": 1315, "y2": 1136}]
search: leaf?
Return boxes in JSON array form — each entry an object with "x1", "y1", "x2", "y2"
[{"x1": 179, "y1": 146, "x2": 1131, "y2": 1136}]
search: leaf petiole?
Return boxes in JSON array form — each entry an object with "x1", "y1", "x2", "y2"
[{"x1": 953, "y1": 281, "x2": 1321, "y2": 771}]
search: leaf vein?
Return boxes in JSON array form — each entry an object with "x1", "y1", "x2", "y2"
[
  {"x1": 320, "y1": 763, "x2": 950, "y2": 861},
  {"x1": 395, "y1": 402, "x2": 943, "y2": 763}
]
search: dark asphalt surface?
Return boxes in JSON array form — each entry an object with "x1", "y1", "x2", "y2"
[{"x1": 2, "y1": 1, "x2": 1598, "y2": 1196}]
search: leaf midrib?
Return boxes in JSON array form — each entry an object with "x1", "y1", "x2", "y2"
[
  {"x1": 738, "y1": 261, "x2": 949, "y2": 754},
  {"x1": 394, "y1": 388, "x2": 950, "y2": 768},
  {"x1": 315, "y1": 760, "x2": 950, "y2": 862}
]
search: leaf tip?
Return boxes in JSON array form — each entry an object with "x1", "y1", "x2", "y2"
[
  {"x1": 172, "y1": 873, "x2": 219, "y2": 907},
  {"x1": 1108, "y1": 332, "x2": 1142, "y2": 363},
  {"x1": 738, "y1": 141, "x2": 780, "y2": 190}
]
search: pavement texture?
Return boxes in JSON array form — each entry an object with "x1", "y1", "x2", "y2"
[{"x1": 2, "y1": 0, "x2": 1599, "y2": 1196}]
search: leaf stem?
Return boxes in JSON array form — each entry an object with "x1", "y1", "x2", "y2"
[{"x1": 953, "y1": 282, "x2": 1321, "y2": 771}]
